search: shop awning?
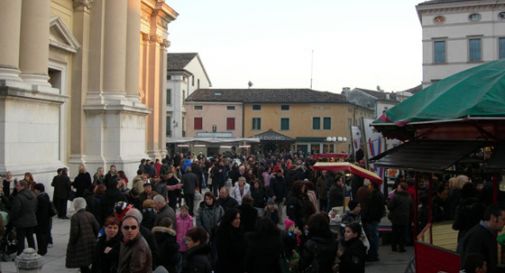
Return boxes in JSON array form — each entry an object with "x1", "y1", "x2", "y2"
[
  {"x1": 254, "y1": 129, "x2": 294, "y2": 141},
  {"x1": 370, "y1": 140, "x2": 486, "y2": 172}
]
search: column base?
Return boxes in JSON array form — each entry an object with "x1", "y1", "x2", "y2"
[
  {"x1": 20, "y1": 73, "x2": 50, "y2": 87},
  {"x1": 0, "y1": 67, "x2": 22, "y2": 82}
]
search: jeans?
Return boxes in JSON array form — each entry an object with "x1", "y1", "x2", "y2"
[{"x1": 365, "y1": 221, "x2": 380, "y2": 259}]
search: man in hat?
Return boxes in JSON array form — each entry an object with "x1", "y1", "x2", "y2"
[{"x1": 139, "y1": 180, "x2": 158, "y2": 205}]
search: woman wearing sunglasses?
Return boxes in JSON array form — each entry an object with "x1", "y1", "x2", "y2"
[{"x1": 117, "y1": 215, "x2": 153, "y2": 273}]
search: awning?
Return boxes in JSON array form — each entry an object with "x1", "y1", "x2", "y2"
[
  {"x1": 254, "y1": 129, "x2": 294, "y2": 141},
  {"x1": 370, "y1": 140, "x2": 486, "y2": 172}
]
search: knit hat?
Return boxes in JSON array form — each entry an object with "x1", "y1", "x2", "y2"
[
  {"x1": 114, "y1": 201, "x2": 133, "y2": 221},
  {"x1": 284, "y1": 218, "x2": 295, "y2": 231}
]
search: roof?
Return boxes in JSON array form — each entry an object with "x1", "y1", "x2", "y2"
[
  {"x1": 374, "y1": 59, "x2": 505, "y2": 126},
  {"x1": 401, "y1": 84, "x2": 423, "y2": 95},
  {"x1": 167, "y1": 53, "x2": 198, "y2": 71},
  {"x1": 353, "y1": 88, "x2": 399, "y2": 102},
  {"x1": 186, "y1": 88, "x2": 347, "y2": 103},
  {"x1": 417, "y1": 0, "x2": 481, "y2": 6},
  {"x1": 371, "y1": 140, "x2": 485, "y2": 172}
]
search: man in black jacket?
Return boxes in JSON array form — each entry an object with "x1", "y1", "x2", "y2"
[
  {"x1": 459, "y1": 205, "x2": 505, "y2": 273},
  {"x1": 51, "y1": 168, "x2": 71, "y2": 219},
  {"x1": 361, "y1": 182, "x2": 385, "y2": 262}
]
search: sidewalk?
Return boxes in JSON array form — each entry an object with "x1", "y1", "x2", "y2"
[{"x1": 0, "y1": 217, "x2": 413, "y2": 273}]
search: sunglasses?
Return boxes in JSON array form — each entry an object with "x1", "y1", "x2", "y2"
[{"x1": 122, "y1": 225, "x2": 138, "y2": 230}]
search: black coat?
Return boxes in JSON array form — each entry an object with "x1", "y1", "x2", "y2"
[
  {"x1": 362, "y1": 188, "x2": 385, "y2": 224},
  {"x1": 35, "y1": 192, "x2": 53, "y2": 230},
  {"x1": 339, "y1": 237, "x2": 366, "y2": 273},
  {"x1": 52, "y1": 175, "x2": 71, "y2": 199},
  {"x1": 270, "y1": 175, "x2": 287, "y2": 201},
  {"x1": 74, "y1": 172, "x2": 92, "y2": 198},
  {"x1": 452, "y1": 197, "x2": 485, "y2": 241},
  {"x1": 460, "y1": 223, "x2": 498, "y2": 273},
  {"x1": 215, "y1": 226, "x2": 246, "y2": 273},
  {"x1": 328, "y1": 184, "x2": 344, "y2": 208},
  {"x1": 387, "y1": 191, "x2": 412, "y2": 226},
  {"x1": 300, "y1": 236, "x2": 338, "y2": 273},
  {"x1": 250, "y1": 187, "x2": 269, "y2": 208},
  {"x1": 152, "y1": 226, "x2": 180, "y2": 272},
  {"x1": 244, "y1": 232, "x2": 283, "y2": 273},
  {"x1": 91, "y1": 235, "x2": 120, "y2": 273},
  {"x1": 238, "y1": 204, "x2": 258, "y2": 233},
  {"x1": 216, "y1": 196, "x2": 238, "y2": 212},
  {"x1": 141, "y1": 208, "x2": 157, "y2": 230},
  {"x1": 182, "y1": 243, "x2": 212, "y2": 273}
]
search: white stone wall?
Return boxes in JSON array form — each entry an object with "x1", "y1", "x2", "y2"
[{"x1": 419, "y1": 4, "x2": 505, "y2": 86}]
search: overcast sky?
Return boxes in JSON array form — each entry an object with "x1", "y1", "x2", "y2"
[{"x1": 168, "y1": 0, "x2": 423, "y2": 93}]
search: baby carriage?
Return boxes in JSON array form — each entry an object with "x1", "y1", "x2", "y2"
[{"x1": 0, "y1": 211, "x2": 17, "y2": 261}]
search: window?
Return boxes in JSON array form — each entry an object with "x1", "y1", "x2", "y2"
[
  {"x1": 192, "y1": 75, "x2": 194, "y2": 86},
  {"x1": 312, "y1": 117, "x2": 320, "y2": 130},
  {"x1": 323, "y1": 117, "x2": 331, "y2": 130},
  {"x1": 166, "y1": 89, "x2": 171, "y2": 105},
  {"x1": 194, "y1": 105, "x2": 203, "y2": 110},
  {"x1": 468, "y1": 13, "x2": 481, "y2": 22},
  {"x1": 226, "y1": 118, "x2": 235, "y2": 130},
  {"x1": 281, "y1": 118, "x2": 290, "y2": 131},
  {"x1": 469, "y1": 38, "x2": 482, "y2": 62},
  {"x1": 197, "y1": 79, "x2": 200, "y2": 89},
  {"x1": 252, "y1": 118, "x2": 261, "y2": 130},
  {"x1": 499, "y1": 37, "x2": 505, "y2": 59},
  {"x1": 183, "y1": 90, "x2": 186, "y2": 99},
  {"x1": 227, "y1": 106, "x2": 236, "y2": 110},
  {"x1": 194, "y1": 117, "x2": 202, "y2": 130},
  {"x1": 166, "y1": 116, "x2": 172, "y2": 137},
  {"x1": 433, "y1": 40, "x2": 446, "y2": 64},
  {"x1": 167, "y1": 75, "x2": 172, "y2": 80},
  {"x1": 281, "y1": 105, "x2": 290, "y2": 111},
  {"x1": 252, "y1": 104, "x2": 261, "y2": 110}
]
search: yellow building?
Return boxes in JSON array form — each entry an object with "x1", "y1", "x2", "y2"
[
  {"x1": 0, "y1": 0, "x2": 177, "y2": 186},
  {"x1": 186, "y1": 89, "x2": 373, "y2": 154}
]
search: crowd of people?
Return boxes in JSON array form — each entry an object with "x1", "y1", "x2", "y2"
[{"x1": 0, "y1": 151, "x2": 502, "y2": 273}]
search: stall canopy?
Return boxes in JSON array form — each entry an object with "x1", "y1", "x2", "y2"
[
  {"x1": 370, "y1": 140, "x2": 486, "y2": 172},
  {"x1": 375, "y1": 59, "x2": 505, "y2": 126},
  {"x1": 312, "y1": 162, "x2": 383, "y2": 185}
]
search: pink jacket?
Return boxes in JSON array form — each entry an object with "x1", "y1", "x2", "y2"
[{"x1": 176, "y1": 213, "x2": 193, "y2": 252}]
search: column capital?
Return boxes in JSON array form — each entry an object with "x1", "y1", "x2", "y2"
[{"x1": 73, "y1": 0, "x2": 94, "y2": 11}]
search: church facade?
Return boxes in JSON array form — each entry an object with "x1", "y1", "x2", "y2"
[{"x1": 0, "y1": 0, "x2": 177, "y2": 187}]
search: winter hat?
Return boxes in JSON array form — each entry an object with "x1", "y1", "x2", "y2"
[
  {"x1": 33, "y1": 183, "x2": 45, "y2": 192},
  {"x1": 284, "y1": 218, "x2": 295, "y2": 231},
  {"x1": 114, "y1": 201, "x2": 133, "y2": 221}
]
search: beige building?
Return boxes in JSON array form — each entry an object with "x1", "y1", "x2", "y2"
[
  {"x1": 185, "y1": 89, "x2": 373, "y2": 155},
  {"x1": 0, "y1": 0, "x2": 177, "y2": 189}
]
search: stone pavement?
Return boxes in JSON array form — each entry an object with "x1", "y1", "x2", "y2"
[{"x1": 0, "y1": 217, "x2": 413, "y2": 273}]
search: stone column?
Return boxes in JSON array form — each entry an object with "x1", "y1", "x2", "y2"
[
  {"x1": 126, "y1": 0, "x2": 141, "y2": 101},
  {"x1": 68, "y1": 0, "x2": 92, "y2": 171},
  {"x1": 19, "y1": 0, "x2": 50, "y2": 86},
  {"x1": 0, "y1": 0, "x2": 22, "y2": 81},
  {"x1": 103, "y1": 0, "x2": 127, "y2": 95},
  {"x1": 158, "y1": 39, "x2": 169, "y2": 156}
]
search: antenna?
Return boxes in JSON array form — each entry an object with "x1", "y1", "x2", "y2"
[{"x1": 310, "y1": 49, "x2": 314, "y2": 89}]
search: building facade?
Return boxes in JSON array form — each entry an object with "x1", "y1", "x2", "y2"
[
  {"x1": 343, "y1": 87, "x2": 409, "y2": 118},
  {"x1": 0, "y1": 0, "x2": 177, "y2": 190},
  {"x1": 166, "y1": 53, "x2": 211, "y2": 139},
  {"x1": 416, "y1": 0, "x2": 505, "y2": 86},
  {"x1": 186, "y1": 89, "x2": 374, "y2": 155}
]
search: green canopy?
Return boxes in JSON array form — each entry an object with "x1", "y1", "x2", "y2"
[{"x1": 375, "y1": 59, "x2": 505, "y2": 125}]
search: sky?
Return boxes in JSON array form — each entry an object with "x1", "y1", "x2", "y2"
[{"x1": 167, "y1": 0, "x2": 423, "y2": 94}]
